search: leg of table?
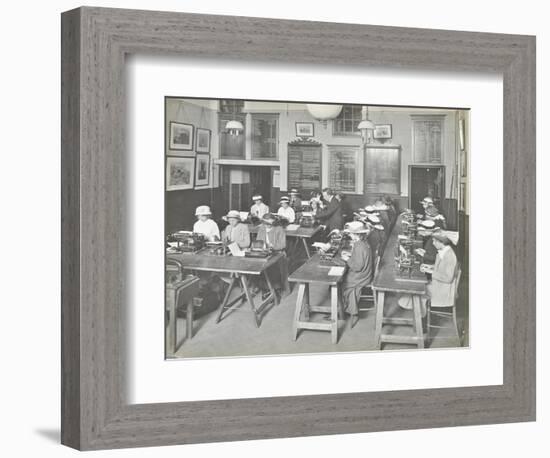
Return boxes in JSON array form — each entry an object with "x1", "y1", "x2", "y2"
[
  {"x1": 264, "y1": 269, "x2": 278, "y2": 306},
  {"x1": 280, "y1": 254, "x2": 291, "y2": 295},
  {"x1": 216, "y1": 274, "x2": 237, "y2": 324},
  {"x1": 331, "y1": 285, "x2": 339, "y2": 344},
  {"x1": 169, "y1": 289, "x2": 177, "y2": 355},
  {"x1": 412, "y1": 295, "x2": 425, "y2": 349},
  {"x1": 292, "y1": 283, "x2": 306, "y2": 340},
  {"x1": 301, "y1": 238, "x2": 311, "y2": 258},
  {"x1": 241, "y1": 275, "x2": 261, "y2": 328},
  {"x1": 304, "y1": 283, "x2": 310, "y2": 320},
  {"x1": 186, "y1": 299, "x2": 193, "y2": 340},
  {"x1": 374, "y1": 290, "x2": 385, "y2": 349}
]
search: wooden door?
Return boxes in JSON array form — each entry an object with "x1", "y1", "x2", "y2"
[{"x1": 408, "y1": 165, "x2": 445, "y2": 213}]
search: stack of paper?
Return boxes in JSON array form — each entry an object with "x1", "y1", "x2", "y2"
[{"x1": 328, "y1": 266, "x2": 345, "y2": 276}]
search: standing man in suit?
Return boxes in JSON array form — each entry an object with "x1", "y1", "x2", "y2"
[{"x1": 316, "y1": 188, "x2": 343, "y2": 232}]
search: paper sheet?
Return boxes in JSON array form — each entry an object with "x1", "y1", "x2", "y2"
[
  {"x1": 328, "y1": 266, "x2": 345, "y2": 276},
  {"x1": 286, "y1": 224, "x2": 300, "y2": 231},
  {"x1": 228, "y1": 242, "x2": 245, "y2": 257}
]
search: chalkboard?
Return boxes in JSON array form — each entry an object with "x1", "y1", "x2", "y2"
[
  {"x1": 287, "y1": 140, "x2": 322, "y2": 194},
  {"x1": 365, "y1": 145, "x2": 401, "y2": 195}
]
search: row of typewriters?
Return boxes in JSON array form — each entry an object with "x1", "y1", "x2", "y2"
[{"x1": 167, "y1": 209, "x2": 433, "y2": 278}]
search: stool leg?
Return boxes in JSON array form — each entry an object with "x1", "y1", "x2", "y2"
[
  {"x1": 374, "y1": 291, "x2": 385, "y2": 349},
  {"x1": 186, "y1": 299, "x2": 193, "y2": 340},
  {"x1": 331, "y1": 285, "x2": 338, "y2": 344},
  {"x1": 452, "y1": 306, "x2": 461, "y2": 346},
  {"x1": 304, "y1": 283, "x2": 310, "y2": 320},
  {"x1": 292, "y1": 284, "x2": 306, "y2": 341},
  {"x1": 412, "y1": 295, "x2": 425, "y2": 349}
]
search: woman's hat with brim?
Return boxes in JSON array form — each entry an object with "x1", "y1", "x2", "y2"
[
  {"x1": 279, "y1": 196, "x2": 290, "y2": 204},
  {"x1": 367, "y1": 214, "x2": 381, "y2": 224},
  {"x1": 290, "y1": 188, "x2": 299, "y2": 195},
  {"x1": 224, "y1": 210, "x2": 241, "y2": 220},
  {"x1": 419, "y1": 219, "x2": 436, "y2": 229},
  {"x1": 344, "y1": 221, "x2": 369, "y2": 234},
  {"x1": 432, "y1": 232, "x2": 451, "y2": 244},
  {"x1": 252, "y1": 194, "x2": 263, "y2": 201},
  {"x1": 195, "y1": 205, "x2": 212, "y2": 216},
  {"x1": 262, "y1": 213, "x2": 277, "y2": 224}
]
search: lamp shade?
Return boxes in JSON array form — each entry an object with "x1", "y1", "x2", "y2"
[
  {"x1": 225, "y1": 120, "x2": 244, "y2": 131},
  {"x1": 305, "y1": 104, "x2": 343, "y2": 121},
  {"x1": 357, "y1": 119, "x2": 375, "y2": 130}
]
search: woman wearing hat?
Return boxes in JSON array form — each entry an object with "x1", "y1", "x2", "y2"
[
  {"x1": 254, "y1": 213, "x2": 288, "y2": 296},
  {"x1": 289, "y1": 188, "x2": 302, "y2": 211},
  {"x1": 399, "y1": 232, "x2": 458, "y2": 317},
  {"x1": 250, "y1": 194, "x2": 270, "y2": 220},
  {"x1": 340, "y1": 221, "x2": 374, "y2": 326},
  {"x1": 222, "y1": 210, "x2": 251, "y2": 249},
  {"x1": 277, "y1": 196, "x2": 296, "y2": 223},
  {"x1": 193, "y1": 205, "x2": 220, "y2": 241}
]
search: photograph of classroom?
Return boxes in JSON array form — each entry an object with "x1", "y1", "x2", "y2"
[{"x1": 165, "y1": 98, "x2": 469, "y2": 359}]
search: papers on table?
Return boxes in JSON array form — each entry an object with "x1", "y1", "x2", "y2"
[
  {"x1": 328, "y1": 266, "x2": 345, "y2": 276},
  {"x1": 228, "y1": 242, "x2": 245, "y2": 257},
  {"x1": 286, "y1": 224, "x2": 300, "y2": 231},
  {"x1": 312, "y1": 242, "x2": 331, "y2": 251}
]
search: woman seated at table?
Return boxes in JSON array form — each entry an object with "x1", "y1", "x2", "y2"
[
  {"x1": 253, "y1": 213, "x2": 288, "y2": 297},
  {"x1": 340, "y1": 221, "x2": 374, "y2": 327},
  {"x1": 289, "y1": 188, "x2": 302, "y2": 210},
  {"x1": 193, "y1": 205, "x2": 220, "y2": 241},
  {"x1": 399, "y1": 232, "x2": 458, "y2": 317},
  {"x1": 250, "y1": 194, "x2": 270, "y2": 221},
  {"x1": 221, "y1": 210, "x2": 251, "y2": 249},
  {"x1": 277, "y1": 196, "x2": 296, "y2": 223}
]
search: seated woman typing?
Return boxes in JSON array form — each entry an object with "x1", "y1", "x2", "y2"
[
  {"x1": 277, "y1": 196, "x2": 296, "y2": 223},
  {"x1": 254, "y1": 213, "x2": 288, "y2": 297},
  {"x1": 340, "y1": 221, "x2": 374, "y2": 327},
  {"x1": 193, "y1": 205, "x2": 220, "y2": 241},
  {"x1": 221, "y1": 210, "x2": 251, "y2": 249}
]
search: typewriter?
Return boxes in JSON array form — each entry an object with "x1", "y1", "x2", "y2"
[
  {"x1": 316, "y1": 230, "x2": 350, "y2": 263},
  {"x1": 298, "y1": 211, "x2": 317, "y2": 228},
  {"x1": 394, "y1": 237, "x2": 422, "y2": 278},
  {"x1": 202, "y1": 241, "x2": 229, "y2": 256},
  {"x1": 166, "y1": 231, "x2": 206, "y2": 253},
  {"x1": 244, "y1": 240, "x2": 271, "y2": 258}
]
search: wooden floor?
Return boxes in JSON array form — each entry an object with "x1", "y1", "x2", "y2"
[{"x1": 171, "y1": 281, "x2": 469, "y2": 359}]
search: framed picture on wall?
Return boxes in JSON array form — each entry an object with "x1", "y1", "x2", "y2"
[
  {"x1": 195, "y1": 127, "x2": 211, "y2": 153},
  {"x1": 169, "y1": 121, "x2": 194, "y2": 150},
  {"x1": 373, "y1": 124, "x2": 392, "y2": 139},
  {"x1": 295, "y1": 122, "x2": 314, "y2": 137},
  {"x1": 166, "y1": 156, "x2": 195, "y2": 191},
  {"x1": 194, "y1": 154, "x2": 210, "y2": 187}
]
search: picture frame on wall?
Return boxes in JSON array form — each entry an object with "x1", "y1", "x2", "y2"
[
  {"x1": 195, "y1": 127, "x2": 211, "y2": 153},
  {"x1": 194, "y1": 153, "x2": 210, "y2": 187},
  {"x1": 61, "y1": 7, "x2": 535, "y2": 451},
  {"x1": 373, "y1": 124, "x2": 392, "y2": 139},
  {"x1": 295, "y1": 122, "x2": 314, "y2": 137},
  {"x1": 169, "y1": 121, "x2": 194, "y2": 150},
  {"x1": 166, "y1": 156, "x2": 195, "y2": 191}
]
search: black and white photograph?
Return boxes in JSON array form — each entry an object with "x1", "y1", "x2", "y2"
[
  {"x1": 169, "y1": 121, "x2": 194, "y2": 150},
  {"x1": 295, "y1": 121, "x2": 314, "y2": 137},
  {"x1": 196, "y1": 127, "x2": 212, "y2": 153},
  {"x1": 373, "y1": 123, "x2": 392, "y2": 139},
  {"x1": 166, "y1": 156, "x2": 195, "y2": 190},
  {"x1": 165, "y1": 97, "x2": 470, "y2": 359},
  {"x1": 194, "y1": 153, "x2": 210, "y2": 187}
]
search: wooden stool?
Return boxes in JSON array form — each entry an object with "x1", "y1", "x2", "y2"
[{"x1": 374, "y1": 290, "x2": 425, "y2": 349}]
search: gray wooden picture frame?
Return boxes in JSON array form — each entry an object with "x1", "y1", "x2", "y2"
[{"x1": 61, "y1": 6, "x2": 536, "y2": 451}]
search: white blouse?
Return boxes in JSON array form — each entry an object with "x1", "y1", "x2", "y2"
[
  {"x1": 277, "y1": 206, "x2": 296, "y2": 223},
  {"x1": 192, "y1": 218, "x2": 220, "y2": 241}
]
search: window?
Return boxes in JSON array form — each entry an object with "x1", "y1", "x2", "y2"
[
  {"x1": 218, "y1": 99, "x2": 246, "y2": 159},
  {"x1": 332, "y1": 105, "x2": 362, "y2": 136},
  {"x1": 328, "y1": 146, "x2": 361, "y2": 193},
  {"x1": 411, "y1": 115, "x2": 445, "y2": 163},
  {"x1": 251, "y1": 114, "x2": 278, "y2": 159}
]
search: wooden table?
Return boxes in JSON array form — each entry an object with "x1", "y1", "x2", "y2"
[
  {"x1": 167, "y1": 250, "x2": 287, "y2": 327},
  {"x1": 165, "y1": 275, "x2": 200, "y2": 355},
  {"x1": 288, "y1": 254, "x2": 346, "y2": 344},
  {"x1": 247, "y1": 224, "x2": 323, "y2": 259},
  {"x1": 372, "y1": 217, "x2": 428, "y2": 349}
]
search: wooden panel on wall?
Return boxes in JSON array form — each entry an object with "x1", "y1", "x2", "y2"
[
  {"x1": 287, "y1": 140, "x2": 322, "y2": 195},
  {"x1": 365, "y1": 145, "x2": 401, "y2": 195}
]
